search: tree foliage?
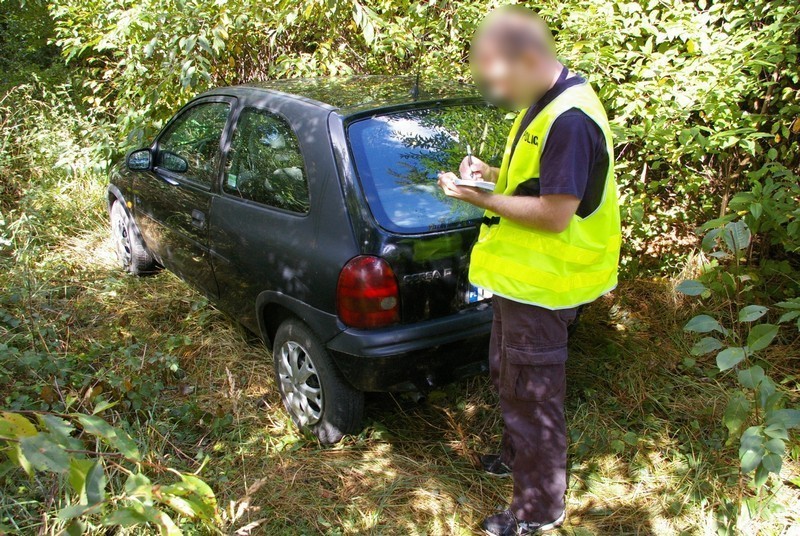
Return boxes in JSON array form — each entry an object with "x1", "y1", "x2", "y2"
[{"x1": 42, "y1": 0, "x2": 800, "y2": 267}]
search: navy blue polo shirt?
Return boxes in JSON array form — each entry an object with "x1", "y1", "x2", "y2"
[{"x1": 513, "y1": 71, "x2": 609, "y2": 218}]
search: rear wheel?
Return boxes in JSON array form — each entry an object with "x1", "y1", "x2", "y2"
[
  {"x1": 110, "y1": 200, "x2": 157, "y2": 275},
  {"x1": 273, "y1": 318, "x2": 364, "y2": 444}
]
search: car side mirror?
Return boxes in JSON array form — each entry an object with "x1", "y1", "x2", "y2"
[
  {"x1": 127, "y1": 149, "x2": 152, "y2": 171},
  {"x1": 160, "y1": 151, "x2": 189, "y2": 174}
]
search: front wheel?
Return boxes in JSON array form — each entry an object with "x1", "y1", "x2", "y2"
[
  {"x1": 110, "y1": 200, "x2": 157, "y2": 275},
  {"x1": 273, "y1": 318, "x2": 364, "y2": 444}
]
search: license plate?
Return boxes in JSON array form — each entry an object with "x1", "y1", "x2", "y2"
[{"x1": 466, "y1": 284, "x2": 493, "y2": 304}]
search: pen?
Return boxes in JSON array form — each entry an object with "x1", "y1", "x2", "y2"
[{"x1": 466, "y1": 143, "x2": 474, "y2": 179}]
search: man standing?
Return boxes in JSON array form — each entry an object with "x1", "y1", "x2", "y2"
[{"x1": 438, "y1": 7, "x2": 621, "y2": 535}]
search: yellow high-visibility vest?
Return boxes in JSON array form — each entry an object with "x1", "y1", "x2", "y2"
[{"x1": 469, "y1": 81, "x2": 621, "y2": 310}]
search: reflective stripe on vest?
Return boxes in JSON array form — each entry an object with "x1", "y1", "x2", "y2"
[{"x1": 468, "y1": 81, "x2": 621, "y2": 310}]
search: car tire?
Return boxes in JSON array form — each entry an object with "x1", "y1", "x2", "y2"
[
  {"x1": 110, "y1": 200, "x2": 157, "y2": 276},
  {"x1": 273, "y1": 318, "x2": 364, "y2": 444}
]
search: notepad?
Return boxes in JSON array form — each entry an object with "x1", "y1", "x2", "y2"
[{"x1": 451, "y1": 178, "x2": 496, "y2": 191}]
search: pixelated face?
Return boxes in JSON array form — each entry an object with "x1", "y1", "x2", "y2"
[{"x1": 471, "y1": 38, "x2": 535, "y2": 110}]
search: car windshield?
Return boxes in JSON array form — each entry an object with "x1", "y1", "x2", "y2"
[{"x1": 347, "y1": 104, "x2": 511, "y2": 234}]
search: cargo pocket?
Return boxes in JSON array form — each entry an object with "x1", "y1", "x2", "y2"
[{"x1": 502, "y1": 345, "x2": 566, "y2": 402}]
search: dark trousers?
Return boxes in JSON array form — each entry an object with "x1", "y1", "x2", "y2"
[{"x1": 489, "y1": 295, "x2": 577, "y2": 523}]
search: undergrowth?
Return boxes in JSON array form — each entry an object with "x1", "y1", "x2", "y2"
[{"x1": 1, "y1": 209, "x2": 798, "y2": 533}]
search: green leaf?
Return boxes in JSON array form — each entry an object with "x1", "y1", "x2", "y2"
[
  {"x1": 766, "y1": 409, "x2": 800, "y2": 429},
  {"x1": 85, "y1": 461, "x2": 106, "y2": 505},
  {"x1": 0, "y1": 412, "x2": 38, "y2": 438},
  {"x1": 684, "y1": 314, "x2": 724, "y2": 334},
  {"x1": 764, "y1": 423, "x2": 789, "y2": 440},
  {"x1": 91, "y1": 399, "x2": 118, "y2": 415},
  {"x1": 722, "y1": 220, "x2": 751, "y2": 252},
  {"x1": 103, "y1": 506, "x2": 148, "y2": 528},
  {"x1": 764, "y1": 438, "x2": 785, "y2": 455},
  {"x1": 740, "y1": 448, "x2": 763, "y2": 474},
  {"x1": 739, "y1": 427, "x2": 764, "y2": 474},
  {"x1": 676, "y1": 280, "x2": 706, "y2": 296},
  {"x1": 39, "y1": 415, "x2": 81, "y2": 450},
  {"x1": 141, "y1": 505, "x2": 181, "y2": 536},
  {"x1": 691, "y1": 337, "x2": 723, "y2": 356},
  {"x1": 5, "y1": 443, "x2": 33, "y2": 476},
  {"x1": 757, "y1": 378, "x2": 777, "y2": 409},
  {"x1": 717, "y1": 347, "x2": 746, "y2": 371},
  {"x1": 178, "y1": 474, "x2": 217, "y2": 520},
  {"x1": 749, "y1": 202, "x2": 763, "y2": 220},
  {"x1": 737, "y1": 365, "x2": 764, "y2": 389},
  {"x1": 69, "y1": 458, "x2": 95, "y2": 499},
  {"x1": 125, "y1": 472, "x2": 153, "y2": 500},
  {"x1": 778, "y1": 310, "x2": 799, "y2": 324},
  {"x1": 19, "y1": 434, "x2": 70, "y2": 473},
  {"x1": 65, "y1": 519, "x2": 85, "y2": 536},
  {"x1": 723, "y1": 391, "x2": 750, "y2": 439},
  {"x1": 738, "y1": 305, "x2": 767, "y2": 322},
  {"x1": 747, "y1": 324, "x2": 779, "y2": 352},
  {"x1": 754, "y1": 464, "x2": 769, "y2": 489},
  {"x1": 77, "y1": 415, "x2": 140, "y2": 461},
  {"x1": 58, "y1": 504, "x2": 92, "y2": 521},
  {"x1": 761, "y1": 453, "x2": 782, "y2": 474}
]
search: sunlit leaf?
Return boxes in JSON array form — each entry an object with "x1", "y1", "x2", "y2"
[
  {"x1": 69, "y1": 458, "x2": 95, "y2": 499},
  {"x1": 1, "y1": 412, "x2": 38, "y2": 438}
]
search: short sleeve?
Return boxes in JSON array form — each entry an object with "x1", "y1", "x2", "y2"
[{"x1": 538, "y1": 109, "x2": 605, "y2": 201}]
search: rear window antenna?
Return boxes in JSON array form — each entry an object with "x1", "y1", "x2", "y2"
[{"x1": 410, "y1": 2, "x2": 433, "y2": 101}]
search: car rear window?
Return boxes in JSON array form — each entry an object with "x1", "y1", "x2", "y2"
[{"x1": 347, "y1": 104, "x2": 510, "y2": 234}]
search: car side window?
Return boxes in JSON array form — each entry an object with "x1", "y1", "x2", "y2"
[
  {"x1": 223, "y1": 108, "x2": 310, "y2": 213},
  {"x1": 156, "y1": 102, "x2": 231, "y2": 187}
]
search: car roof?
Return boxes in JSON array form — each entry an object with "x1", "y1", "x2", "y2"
[{"x1": 201, "y1": 75, "x2": 485, "y2": 116}]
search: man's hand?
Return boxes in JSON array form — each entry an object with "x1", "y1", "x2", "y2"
[
  {"x1": 438, "y1": 172, "x2": 491, "y2": 205},
  {"x1": 459, "y1": 155, "x2": 498, "y2": 183}
]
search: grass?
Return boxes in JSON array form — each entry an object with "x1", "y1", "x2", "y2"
[{"x1": 1, "y1": 177, "x2": 798, "y2": 535}]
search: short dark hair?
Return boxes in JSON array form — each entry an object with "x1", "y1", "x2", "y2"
[{"x1": 473, "y1": 6, "x2": 556, "y2": 60}]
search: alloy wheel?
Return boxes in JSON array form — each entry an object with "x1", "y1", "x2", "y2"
[
  {"x1": 276, "y1": 340, "x2": 323, "y2": 426},
  {"x1": 112, "y1": 205, "x2": 133, "y2": 268}
]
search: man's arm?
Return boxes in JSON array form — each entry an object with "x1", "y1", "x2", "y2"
[{"x1": 438, "y1": 174, "x2": 579, "y2": 233}]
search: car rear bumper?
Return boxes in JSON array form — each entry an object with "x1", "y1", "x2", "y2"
[{"x1": 326, "y1": 305, "x2": 493, "y2": 392}]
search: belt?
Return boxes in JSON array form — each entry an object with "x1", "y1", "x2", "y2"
[{"x1": 482, "y1": 216, "x2": 501, "y2": 227}]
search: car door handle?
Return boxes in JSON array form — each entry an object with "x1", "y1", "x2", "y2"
[
  {"x1": 191, "y1": 209, "x2": 206, "y2": 229},
  {"x1": 154, "y1": 168, "x2": 180, "y2": 186}
]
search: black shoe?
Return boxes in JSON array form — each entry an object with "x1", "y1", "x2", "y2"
[
  {"x1": 481, "y1": 509, "x2": 565, "y2": 535},
  {"x1": 480, "y1": 454, "x2": 512, "y2": 477}
]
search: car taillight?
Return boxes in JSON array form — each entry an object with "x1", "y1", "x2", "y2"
[{"x1": 337, "y1": 256, "x2": 400, "y2": 329}]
